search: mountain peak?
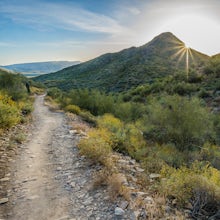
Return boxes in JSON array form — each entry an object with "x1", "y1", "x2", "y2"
[
  {"x1": 34, "y1": 32, "x2": 209, "y2": 92},
  {"x1": 146, "y1": 32, "x2": 184, "y2": 48}
]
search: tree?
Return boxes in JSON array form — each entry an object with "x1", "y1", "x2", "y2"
[{"x1": 143, "y1": 95, "x2": 214, "y2": 151}]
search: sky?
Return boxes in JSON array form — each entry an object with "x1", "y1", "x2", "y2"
[{"x1": 0, "y1": 0, "x2": 220, "y2": 65}]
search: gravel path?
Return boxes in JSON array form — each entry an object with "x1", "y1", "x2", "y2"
[{"x1": 0, "y1": 95, "x2": 116, "y2": 220}]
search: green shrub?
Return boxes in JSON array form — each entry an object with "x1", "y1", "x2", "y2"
[
  {"x1": 47, "y1": 87, "x2": 63, "y2": 99},
  {"x1": 97, "y1": 114, "x2": 123, "y2": 133},
  {"x1": 0, "y1": 93, "x2": 20, "y2": 129},
  {"x1": 161, "y1": 162, "x2": 220, "y2": 210},
  {"x1": 78, "y1": 128, "x2": 112, "y2": 164},
  {"x1": 19, "y1": 101, "x2": 33, "y2": 115},
  {"x1": 68, "y1": 89, "x2": 115, "y2": 115},
  {"x1": 65, "y1": 104, "x2": 81, "y2": 114},
  {"x1": 97, "y1": 114, "x2": 146, "y2": 157},
  {"x1": 97, "y1": 114, "x2": 127, "y2": 152},
  {"x1": 114, "y1": 102, "x2": 145, "y2": 122},
  {"x1": 0, "y1": 72, "x2": 27, "y2": 101},
  {"x1": 78, "y1": 110, "x2": 97, "y2": 125},
  {"x1": 198, "y1": 143, "x2": 220, "y2": 169},
  {"x1": 143, "y1": 95, "x2": 214, "y2": 151}
]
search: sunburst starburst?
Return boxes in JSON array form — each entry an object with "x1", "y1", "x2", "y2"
[{"x1": 170, "y1": 41, "x2": 195, "y2": 80}]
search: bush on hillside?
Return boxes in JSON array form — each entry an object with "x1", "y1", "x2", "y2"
[
  {"x1": 65, "y1": 104, "x2": 81, "y2": 114},
  {"x1": 78, "y1": 128, "x2": 112, "y2": 165},
  {"x1": 97, "y1": 114, "x2": 146, "y2": 156},
  {"x1": 143, "y1": 95, "x2": 214, "y2": 151},
  {"x1": 78, "y1": 110, "x2": 97, "y2": 125},
  {"x1": 0, "y1": 72, "x2": 27, "y2": 101},
  {"x1": 114, "y1": 102, "x2": 146, "y2": 122},
  {"x1": 47, "y1": 87, "x2": 63, "y2": 99},
  {"x1": 0, "y1": 93, "x2": 20, "y2": 129},
  {"x1": 161, "y1": 162, "x2": 220, "y2": 218},
  {"x1": 68, "y1": 89, "x2": 115, "y2": 115}
]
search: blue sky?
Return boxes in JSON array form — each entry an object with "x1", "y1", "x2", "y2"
[{"x1": 0, "y1": 0, "x2": 220, "y2": 65}]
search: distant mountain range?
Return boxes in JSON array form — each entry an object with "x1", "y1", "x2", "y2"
[
  {"x1": 1, "y1": 61, "x2": 81, "y2": 77},
  {"x1": 34, "y1": 32, "x2": 211, "y2": 92}
]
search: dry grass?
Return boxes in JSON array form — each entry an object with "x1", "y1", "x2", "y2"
[
  {"x1": 12, "y1": 132, "x2": 26, "y2": 144},
  {"x1": 107, "y1": 173, "x2": 128, "y2": 201},
  {"x1": 92, "y1": 168, "x2": 109, "y2": 189}
]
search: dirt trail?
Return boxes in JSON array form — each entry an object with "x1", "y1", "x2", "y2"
[{"x1": 0, "y1": 95, "x2": 116, "y2": 220}]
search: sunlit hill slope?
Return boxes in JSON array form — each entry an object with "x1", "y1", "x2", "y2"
[{"x1": 34, "y1": 32, "x2": 209, "y2": 92}]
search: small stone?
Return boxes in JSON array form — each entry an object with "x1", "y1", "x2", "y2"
[
  {"x1": 70, "y1": 182, "x2": 76, "y2": 188},
  {"x1": 0, "y1": 177, "x2": 10, "y2": 182},
  {"x1": 137, "y1": 192, "x2": 148, "y2": 197},
  {"x1": 164, "y1": 205, "x2": 172, "y2": 213},
  {"x1": 129, "y1": 159, "x2": 136, "y2": 165},
  {"x1": 135, "y1": 167, "x2": 145, "y2": 172},
  {"x1": 185, "y1": 202, "x2": 193, "y2": 210},
  {"x1": 28, "y1": 195, "x2": 39, "y2": 200},
  {"x1": 115, "y1": 207, "x2": 125, "y2": 216},
  {"x1": 69, "y1": 130, "x2": 78, "y2": 135},
  {"x1": 79, "y1": 131, "x2": 87, "y2": 136},
  {"x1": 138, "y1": 208, "x2": 148, "y2": 219},
  {"x1": 149, "y1": 173, "x2": 161, "y2": 179},
  {"x1": 120, "y1": 201, "x2": 129, "y2": 209},
  {"x1": 56, "y1": 167, "x2": 62, "y2": 171},
  {"x1": 144, "y1": 196, "x2": 154, "y2": 204},
  {"x1": 0, "y1": 198, "x2": 9, "y2": 204},
  {"x1": 134, "y1": 211, "x2": 140, "y2": 218},
  {"x1": 172, "y1": 199, "x2": 177, "y2": 206}
]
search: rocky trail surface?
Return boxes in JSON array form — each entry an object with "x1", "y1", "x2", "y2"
[{"x1": 0, "y1": 95, "x2": 125, "y2": 220}]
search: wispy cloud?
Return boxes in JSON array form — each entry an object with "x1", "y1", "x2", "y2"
[
  {"x1": 0, "y1": 42, "x2": 18, "y2": 47},
  {"x1": 0, "y1": 1, "x2": 128, "y2": 35}
]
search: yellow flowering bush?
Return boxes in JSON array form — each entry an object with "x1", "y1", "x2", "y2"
[
  {"x1": 78, "y1": 128, "x2": 112, "y2": 165},
  {"x1": 0, "y1": 93, "x2": 21, "y2": 129},
  {"x1": 160, "y1": 162, "x2": 220, "y2": 206},
  {"x1": 65, "y1": 104, "x2": 81, "y2": 114}
]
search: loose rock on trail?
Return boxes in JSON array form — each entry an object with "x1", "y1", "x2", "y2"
[{"x1": 0, "y1": 95, "x2": 118, "y2": 220}]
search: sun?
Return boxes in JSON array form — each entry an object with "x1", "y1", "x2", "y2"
[
  {"x1": 170, "y1": 40, "x2": 194, "y2": 80},
  {"x1": 184, "y1": 43, "x2": 189, "y2": 49}
]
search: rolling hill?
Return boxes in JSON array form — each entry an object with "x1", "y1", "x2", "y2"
[
  {"x1": 34, "y1": 32, "x2": 209, "y2": 92},
  {"x1": 2, "y1": 61, "x2": 80, "y2": 77}
]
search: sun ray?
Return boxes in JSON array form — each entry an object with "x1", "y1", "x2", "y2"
[
  {"x1": 186, "y1": 48, "x2": 189, "y2": 79},
  {"x1": 169, "y1": 42, "x2": 195, "y2": 80},
  {"x1": 188, "y1": 48, "x2": 196, "y2": 66},
  {"x1": 171, "y1": 47, "x2": 185, "y2": 60},
  {"x1": 177, "y1": 49, "x2": 186, "y2": 65}
]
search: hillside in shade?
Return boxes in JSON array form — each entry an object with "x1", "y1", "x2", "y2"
[
  {"x1": 34, "y1": 32, "x2": 209, "y2": 92},
  {"x1": 2, "y1": 61, "x2": 81, "y2": 77}
]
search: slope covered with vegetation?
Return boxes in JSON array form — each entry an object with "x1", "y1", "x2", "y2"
[
  {"x1": 0, "y1": 69, "x2": 34, "y2": 134},
  {"x1": 34, "y1": 32, "x2": 209, "y2": 92},
  {"x1": 33, "y1": 32, "x2": 220, "y2": 218},
  {"x1": 47, "y1": 68, "x2": 220, "y2": 219}
]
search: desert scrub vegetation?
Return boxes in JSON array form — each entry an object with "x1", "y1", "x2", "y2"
[
  {"x1": 142, "y1": 95, "x2": 214, "y2": 151},
  {"x1": 160, "y1": 162, "x2": 220, "y2": 218},
  {"x1": 0, "y1": 72, "x2": 34, "y2": 131},
  {"x1": 47, "y1": 84, "x2": 220, "y2": 218},
  {"x1": 96, "y1": 114, "x2": 146, "y2": 157},
  {"x1": 47, "y1": 87, "x2": 146, "y2": 123},
  {"x1": 0, "y1": 93, "x2": 21, "y2": 128},
  {"x1": 78, "y1": 128, "x2": 112, "y2": 165},
  {"x1": 64, "y1": 104, "x2": 81, "y2": 114}
]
